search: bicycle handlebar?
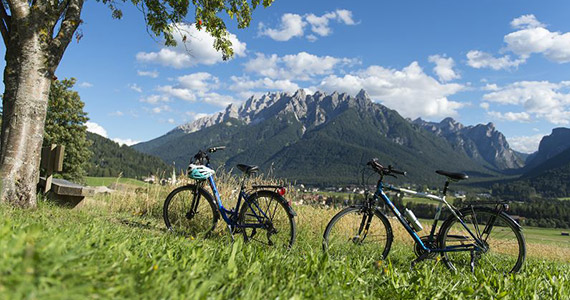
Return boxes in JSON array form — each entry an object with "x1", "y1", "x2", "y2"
[
  {"x1": 191, "y1": 146, "x2": 226, "y2": 165},
  {"x1": 367, "y1": 158, "x2": 407, "y2": 177},
  {"x1": 208, "y1": 146, "x2": 226, "y2": 153}
]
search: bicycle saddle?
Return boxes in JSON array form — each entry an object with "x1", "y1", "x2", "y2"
[
  {"x1": 237, "y1": 164, "x2": 259, "y2": 175},
  {"x1": 435, "y1": 170, "x2": 468, "y2": 180}
]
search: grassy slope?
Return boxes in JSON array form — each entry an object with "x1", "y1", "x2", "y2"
[{"x1": 1, "y1": 205, "x2": 568, "y2": 298}]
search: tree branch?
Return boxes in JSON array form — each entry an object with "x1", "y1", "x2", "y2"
[
  {"x1": 49, "y1": 0, "x2": 83, "y2": 70},
  {"x1": 0, "y1": 1, "x2": 11, "y2": 31},
  {"x1": 0, "y1": 2, "x2": 8, "y2": 45}
]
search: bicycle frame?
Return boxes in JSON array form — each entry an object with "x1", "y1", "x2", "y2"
[
  {"x1": 374, "y1": 181, "x2": 487, "y2": 253},
  {"x1": 204, "y1": 174, "x2": 270, "y2": 230}
]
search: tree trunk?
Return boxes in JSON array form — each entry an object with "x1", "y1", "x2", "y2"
[{"x1": 0, "y1": 26, "x2": 52, "y2": 207}]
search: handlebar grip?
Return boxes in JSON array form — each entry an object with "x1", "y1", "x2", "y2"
[
  {"x1": 367, "y1": 158, "x2": 385, "y2": 174},
  {"x1": 208, "y1": 146, "x2": 226, "y2": 153},
  {"x1": 388, "y1": 165, "x2": 407, "y2": 176},
  {"x1": 392, "y1": 169, "x2": 407, "y2": 176}
]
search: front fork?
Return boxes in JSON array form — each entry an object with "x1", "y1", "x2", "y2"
[
  {"x1": 187, "y1": 183, "x2": 202, "y2": 219},
  {"x1": 354, "y1": 209, "x2": 374, "y2": 244}
]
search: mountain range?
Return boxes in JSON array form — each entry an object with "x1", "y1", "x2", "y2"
[{"x1": 133, "y1": 89, "x2": 528, "y2": 186}]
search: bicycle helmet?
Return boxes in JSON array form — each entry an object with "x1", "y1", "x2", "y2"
[{"x1": 188, "y1": 164, "x2": 215, "y2": 180}]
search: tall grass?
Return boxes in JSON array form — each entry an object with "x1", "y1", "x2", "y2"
[{"x1": 1, "y1": 171, "x2": 569, "y2": 299}]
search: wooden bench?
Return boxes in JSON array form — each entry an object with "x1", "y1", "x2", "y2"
[{"x1": 38, "y1": 144, "x2": 94, "y2": 207}]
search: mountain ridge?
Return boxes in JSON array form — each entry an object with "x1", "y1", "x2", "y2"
[{"x1": 134, "y1": 89, "x2": 518, "y2": 185}]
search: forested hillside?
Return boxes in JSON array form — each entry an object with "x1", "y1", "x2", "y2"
[{"x1": 86, "y1": 132, "x2": 170, "y2": 178}]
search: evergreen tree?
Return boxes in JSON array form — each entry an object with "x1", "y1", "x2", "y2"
[{"x1": 43, "y1": 78, "x2": 92, "y2": 183}]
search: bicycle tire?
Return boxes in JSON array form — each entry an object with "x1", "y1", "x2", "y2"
[
  {"x1": 238, "y1": 190, "x2": 296, "y2": 248},
  {"x1": 322, "y1": 206, "x2": 393, "y2": 260},
  {"x1": 438, "y1": 206, "x2": 526, "y2": 274},
  {"x1": 163, "y1": 184, "x2": 219, "y2": 238}
]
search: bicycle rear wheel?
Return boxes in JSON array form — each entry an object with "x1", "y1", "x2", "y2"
[
  {"x1": 322, "y1": 206, "x2": 393, "y2": 260},
  {"x1": 438, "y1": 206, "x2": 526, "y2": 274},
  {"x1": 163, "y1": 184, "x2": 219, "y2": 238},
  {"x1": 238, "y1": 190, "x2": 296, "y2": 248}
]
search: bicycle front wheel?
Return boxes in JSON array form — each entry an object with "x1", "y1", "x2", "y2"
[
  {"x1": 163, "y1": 184, "x2": 219, "y2": 238},
  {"x1": 238, "y1": 190, "x2": 296, "y2": 248},
  {"x1": 438, "y1": 206, "x2": 526, "y2": 274},
  {"x1": 322, "y1": 206, "x2": 393, "y2": 260}
]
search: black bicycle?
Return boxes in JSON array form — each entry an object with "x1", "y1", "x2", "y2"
[
  {"x1": 163, "y1": 146, "x2": 297, "y2": 248},
  {"x1": 322, "y1": 159, "x2": 526, "y2": 273}
]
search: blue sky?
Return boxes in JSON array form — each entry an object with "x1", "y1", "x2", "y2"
[{"x1": 4, "y1": 0, "x2": 570, "y2": 152}]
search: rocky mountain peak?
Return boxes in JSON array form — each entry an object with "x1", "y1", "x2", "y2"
[
  {"x1": 177, "y1": 89, "x2": 377, "y2": 133},
  {"x1": 413, "y1": 117, "x2": 523, "y2": 169},
  {"x1": 356, "y1": 89, "x2": 369, "y2": 100}
]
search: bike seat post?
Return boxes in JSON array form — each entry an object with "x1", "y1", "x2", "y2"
[
  {"x1": 240, "y1": 172, "x2": 249, "y2": 190},
  {"x1": 442, "y1": 180, "x2": 450, "y2": 196}
]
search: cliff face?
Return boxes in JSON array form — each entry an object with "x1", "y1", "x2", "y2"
[
  {"x1": 413, "y1": 117, "x2": 524, "y2": 170},
  {"x1": 524, "y1": 127, "x2": 570, "y2": 170}
]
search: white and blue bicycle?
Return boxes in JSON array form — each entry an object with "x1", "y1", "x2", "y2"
[{"x1": 322, "y1": 159, "x2": 526, "y2": 273}]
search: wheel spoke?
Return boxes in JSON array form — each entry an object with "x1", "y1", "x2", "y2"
[
  {"x1": 239, "y1": 192, "x2": 295, "y2": 248},
  {"x1": 440, "y1": 208, "x2": 524, "y2": 274},
  {"x1": 323, "y1": 207, "x2": 392, "y2": 260}
]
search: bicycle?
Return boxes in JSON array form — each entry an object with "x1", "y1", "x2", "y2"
[
  {"x1": 322, "y1": 158, "x2": 526, "y2": 273},
  {"x1": 163, "y1": 146, "x2": 297, "y2": 248}
]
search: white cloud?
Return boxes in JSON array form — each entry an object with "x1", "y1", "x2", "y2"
[
  {"x1": 154, "y1": 72, "x2": 235, "y2": 107},
  {"x1": 305, "y1": 9, "x2": 357, "y2": 38},
  {"x1": 487, "y1": 111, "x2": 531, "y2": 122},
  {"x1": 112, "y1": 138, "x2": 141, "y2": 146},
  {"x1": 244, "y1": 52, "x2": 359, "y2": 81},
  {"x1": 482, "y1": 83, "x2": 500, "y2": 91},
  {"x1": 507, "y1": 134, "x2": 544, "y2": 153},
  {"x1": 167, "y1": 118, "x2": 175, "y2": 124},
  {"x1": 151, "y1": 105, "x2": 171, "y2": 114},
  {"x1": 186, "y1": 111, "x2": 209, "y2": 121},
  {"x1": 109, "y1": 110, "x2": 124, "y2": 117},
  {"x1": 157, "y1": 86, "x2": 197, "y2": 102},
  {"x1": 319, "y1": 62, "x2": 465, "y2": 119},
  {"x1": 335, "y1": 9, "x2": 356, "y2": 25},
  {"x1": 480, "y1": 102, "x2": 490, "y2": 110},
  {"x1": 79, "y1": 82, "x2": 93, "y2": 88},
  {"x1": 198, "y1": 92, "x2": 237, "y2": 107},
  {"x1": 137, "y1": 70, "x2": 159, "y2": 78},
  {"x1": 306, "y1": 12, "x2": 336, "y2": 36},
  {"x1": 258, "y1": 13, "x2": 305, "y2": 41},
  {"x1": 140, "y1": 94, "x2": 170, "y2": 104},
  {"x1": 129, "y1": 83, "x2": 142, "y2": 93},
  {"x1": 467, "y1": 15, "x2": 570, "y2": 69},
  {"x1": 229, "y1": 76, "x2": 300, "y2": 93},
  {"x1": 85, "y1": 121, "x2": 107, "y2": 137},
  {"x1": 483, "y1": 80, "x2": 570, "y2": 125},
  {"x1": 504, "y1": 20, "x2": 570, "y2": 63},
  {"x1": 466, "y1": 50, "x2": 525, "y2": 70},
  {"x1": 510, "y1": 14, "x2": 545, "y2": 30},
  {"x1": 306, "y1": 34, "x2": 318, "y2": 42},
  {"x1": 259, "y1": 10, "x2": 355, "y2": 41},
  {"x1": 177, "y1": 72, "x2": 219, "y2": 93},
  {"x1": 136, "y1": 23, "x2": 246, "y2": 68},
  {"x1": 428, "y1": 54, "x2": 460, "y2": 82}
]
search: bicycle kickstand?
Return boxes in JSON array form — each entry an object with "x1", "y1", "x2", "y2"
[
  {"x1": 227, "y1": 224, "x2": 235, "y2": 243},
  {"x1": 410, "y1": 252, "x2": 431, "y2": 270}
]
